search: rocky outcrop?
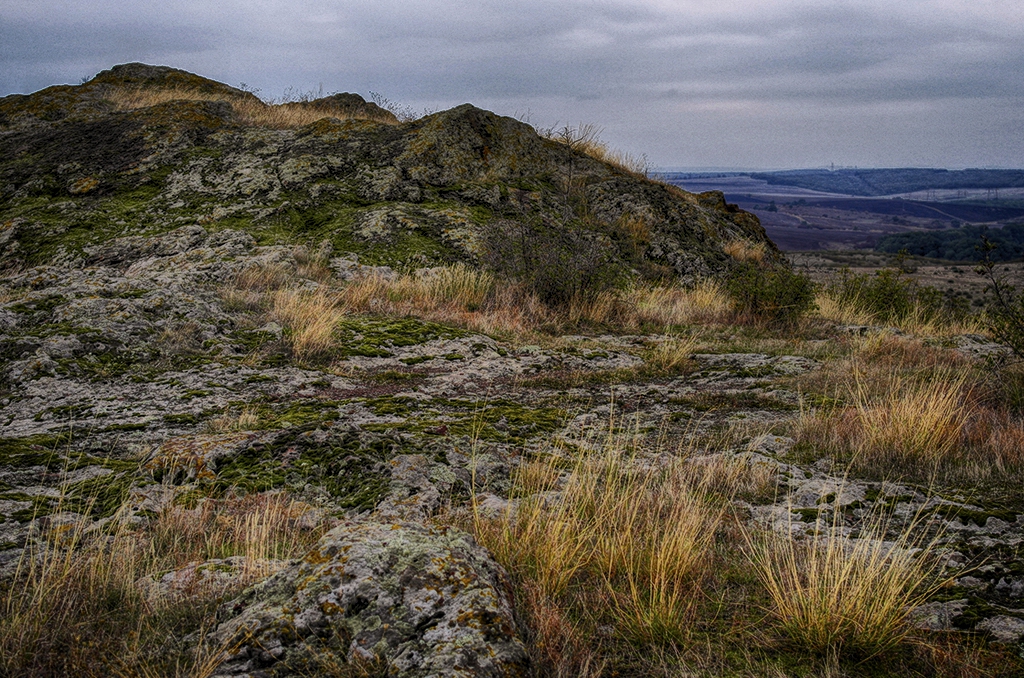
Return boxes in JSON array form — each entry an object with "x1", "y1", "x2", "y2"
[
  {"x1": 207, "y1": 521, "x2": 528, "y2": 677},
  {"x1": 0, "y1": 63, "x2": 777, "y2": 277}
]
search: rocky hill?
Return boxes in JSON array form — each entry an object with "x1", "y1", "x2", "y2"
[
  {"x1": 0, "y1": 63, "x2": 774, "y2": 277},
  {"x1": 1, "y1": 65, "x2": 1022, "y2": 677}
]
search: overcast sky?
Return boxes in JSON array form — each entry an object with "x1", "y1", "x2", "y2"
[{"x1": 2, "y1": 0, "x2": 1022, "y2": 170}]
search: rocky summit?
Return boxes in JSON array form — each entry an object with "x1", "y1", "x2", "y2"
[{"x1": 1, "y1": 64, "x2": 1023, "y2": 677}]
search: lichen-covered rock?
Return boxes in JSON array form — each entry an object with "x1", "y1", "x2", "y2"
[
  {"x1": 976, "y1": 615, "x2": 1024, "y2": 644},
  {"x1": 138, "y1": 555, "x2": 288, "y2": 604},
  {"x1": 207, "y1": 521, "x2": 528, "y2": 677}
]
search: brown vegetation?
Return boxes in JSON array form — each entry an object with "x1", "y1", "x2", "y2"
[
  {"x1": 107, "y1": 86, "x2": 397, "y2": 128},
  {"x1": 0, "y1": 488, "x2": 334, "y2": 677}
]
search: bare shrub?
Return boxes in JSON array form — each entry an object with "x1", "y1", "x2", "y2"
[
  {"x1": 540, "y1": 123, "x2": 651, "y2": 177},
  {"x1": 481, "y1": 218, "x2": 622, "y2": 308}
]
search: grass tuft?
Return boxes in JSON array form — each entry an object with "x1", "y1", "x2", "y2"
[
  {"x1": 0, "y1": 487, "x2": 332, "y2": 677},
  {"x1": 270, "y1": 287, "x2": 345, "y2": 361},
  {"x1": 469, "y1": 431, "x2": 724, "y2": 667},
  {"x1": 747, "y1": 505, "x2": 946, "y2": 660}
]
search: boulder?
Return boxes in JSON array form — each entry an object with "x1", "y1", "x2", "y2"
[{"x1": 207, "y1": 521, "x2": 528, "y2": 677}]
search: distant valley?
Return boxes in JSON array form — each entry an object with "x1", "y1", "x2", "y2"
[{"x1": 665, "y1": 169, "x2": 1024, "y2": 253}]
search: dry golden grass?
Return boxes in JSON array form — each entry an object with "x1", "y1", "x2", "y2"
[
  {"x1": 796, "y1": 368, "x2": 976, "y2": 479},
  {"x1": 0, "y1": 487, "x2": 332, "y2": 677},
  {"x1": 814, "y1": 291, "x2": 878, "y2": 326},
  {"x1": 205, "y1": 406, "x2": 262, "y2": 433},
  {"x1": 270, "y1": 286, "x2": 345, "y2": 360},
  {"x1": 724, "y1": 239, "x2": 767, "y2": 263},
  {"x1": 149, "y1": 492, "x2": 328, "y2": 574},
  {"x1": 471, "y1": 439, "x2": 724, "y2": 652},
  {"x1": 625, "y1": 280, "x2": 733, "y2": 327},
  {"x1": 108, "y1": 86, "x2": 397, "y2": 128},
  {"x1": 814, "y1": 286, "x2": 984, "y2": 337},
  {"x1": 643, "y1": 334, "x2": 698, "y2": 376},
  {"x1": 848, "y1": 370, "x2": 973, "y2": 469},
  {"x1": 516, "y1": 583, "x2": 606, "y2": 678},
  {"x1": 220, "y1": 262, "x2": 291, "y2": 312},
  {"x1": 337, "y1": 266, "x2": 554, "y2": 338},
  {"x1": 154, "y1": 320, "x2": 204, "y2": 356},
  {"x1": 333, "y1": 268, "x2": 733, "y2": 340},
  {"x1": 794, "y1": 333, "x2": 1024, "y2": 481},
  {"x1": 791, "y1": 326, "x2": 1024, "y2": 484},
  {"x1": 291, "y1": 244, "x2": 335, "y2": 283},
  {"x1": 747, "y1": 506, "x2": 945, "y2": 660},
  {"x1": 234, "y1": 262, "x2": 292, "y2": 291},
  {"x1": 566, "y1": 290, "x2": 622, "y2": 327},
  {"x1": 678, "y1": 450, "x2": 779, "y2": 502}
]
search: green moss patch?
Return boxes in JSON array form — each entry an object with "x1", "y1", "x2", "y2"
[
  {"x1": 668, "y1": 392, "x2": 797, "y2": 412},
  {"x1": 361, "y1": 396, "x2": 566, "y2": 443},
  {"x1": 931, "y1": 503, "x2": 1021, "y2": 528},
  {"x1": 0, "y1": 433, "x2": 72, "y2": 470},
  {"x1": 334, "y1": 317, "x2": 468, "y2": 358},
  {"x1": 228, "y1": 330, "x2": 289, "y2": 366},
  {"x1": 8, "y1": 295, "x2": 67, "y2": 316},
  {"x1": 209, "y1": 425, "x2": 395, "y2": 511}
]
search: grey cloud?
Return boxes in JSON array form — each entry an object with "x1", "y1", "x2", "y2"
[{"x1": 1, "y1": 0, "x2": 1021, "y2": 168}]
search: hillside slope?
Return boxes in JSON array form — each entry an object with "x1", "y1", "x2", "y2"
[{"x1": 1, "y1": 63, "x2": 775, "y2": 278}]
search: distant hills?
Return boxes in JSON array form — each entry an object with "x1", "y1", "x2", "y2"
[{"x1": 747, "y1": 168, "x2": 1024, "y2": 197}]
